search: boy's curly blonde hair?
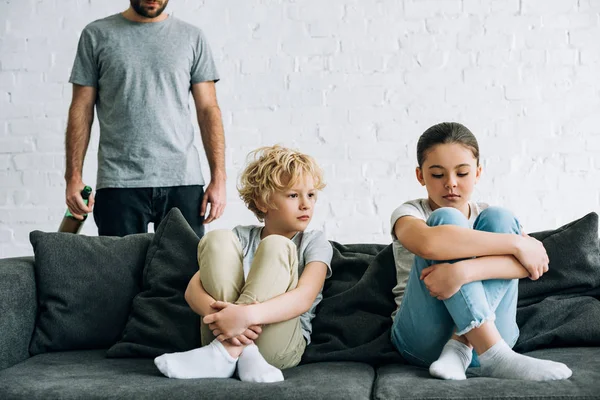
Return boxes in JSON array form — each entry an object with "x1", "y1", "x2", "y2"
[{"x1": 238, "y1": 145, "x2": 325, "y2": 222}]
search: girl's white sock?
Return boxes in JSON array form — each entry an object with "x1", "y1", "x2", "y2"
[
  {"x1": 429, "y1": 339, "x2": 473, "y2": 380},
  {"x1": 479, "y1": 340, "x2": 572, "y2": 381}
]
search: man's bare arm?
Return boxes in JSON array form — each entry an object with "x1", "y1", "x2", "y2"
[
  {"x1": 65, "y1": 84, "x2": 96, "y2": 218},
  {"x1": 191, "y1": 81, "x2": 226, "y2": 224}
]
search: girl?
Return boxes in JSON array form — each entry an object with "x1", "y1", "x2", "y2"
[
  {"x1": 154, "y1": 145, "x2": 333, "y2": 382},
  {"x1": 390, "y1": 122, "x2": 572, "y2": 381}
]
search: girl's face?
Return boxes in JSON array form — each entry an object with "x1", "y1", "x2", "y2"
[{"x1": 416, "y1": 143, "x2": 482, "y2": 217}]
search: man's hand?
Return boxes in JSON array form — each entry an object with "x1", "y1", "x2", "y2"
[
  {"x1": 65, "y1": 180, "x2": 94, "y2": 220},
  {"x1": 515, "y1": 232, "x2": 549, "y2": 280},
  {"x1": 420, "y1": 262, "x2": 467, "y2": 300},
  {"x1": 200, "y1": 178, "x2": 226, "y2": 224},
  {"x1": 203, "y1": 301, "x2": 254, "y2": 342}
]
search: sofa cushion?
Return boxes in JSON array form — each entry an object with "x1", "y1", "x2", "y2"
[
  {"x1": 374, "y1": 347, "x2": 600, "y2": 399},
  {"x1": 302, "y1": 242, "x2": 404, "y2": 366},
  {"x1": 28, "y1": 231, "x2": 152, "y2": 355},
  {"x1": 0, "y1": 257, "x2": 36, "y2": 370},
  {"x1": 107, "y1": 208, "x2": 201, "y2": 358},
  {"x1": 0, "y1": 350, "x2": 374, "y2": 400},
  {"x1": 520, "y1": 211, "x2": 600, "y2": 306},
  {"x1": 514, "y1": 212, "x2": 600, "y2": 352}
]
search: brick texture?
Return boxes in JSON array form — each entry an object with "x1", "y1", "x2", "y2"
[{"x1": 0, "y1": 0, "x2": 599, "y2": 256}]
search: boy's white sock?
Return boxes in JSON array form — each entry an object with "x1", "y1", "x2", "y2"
[
  {"x1": 479, "y1": 340, "x2": 572, "y2": 381},
  {"x1": 154, "y1": 339, "x2": 237, "y2": 379},
  {"x1": 237, "y1": 344, "x2": 284, "y2": 383},
  {"x1": 429, "y1": 339, "x2": 473, "y2": 380}
]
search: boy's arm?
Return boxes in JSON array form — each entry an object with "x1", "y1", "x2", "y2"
[
  {"x1": 250, "y1": 261, "x2": 328, "y2": 325},
  {"x1": 204, "y1": 262, "x2": 328, "y2": 341},
  {"x1": 184, "y1": 271, "x2": 217, "y2": 317},
  {"x1": 185, "y1": 271, "x2": 262, "y2": 345}
]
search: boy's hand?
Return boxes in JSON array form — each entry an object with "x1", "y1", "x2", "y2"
[
  {"x1": 420, "y1": 262, "x2": 467, "y2": 300},
  {"x1": 515, "y1": 232, "x2": 549, "y2": 280},
  {"x1": 203, "y1": 301, "x2": 255, "y2": 342},
  {"x1": 227, "y1": 325, "x2": 262, "y2": 346}
]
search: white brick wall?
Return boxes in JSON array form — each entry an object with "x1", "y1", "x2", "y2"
[{"x1": 0, "y1": 0, "x2": 599, "y2": 257}]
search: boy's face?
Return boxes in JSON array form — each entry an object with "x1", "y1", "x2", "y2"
[
  {"x1": 261, "y1": 175, "x2": 317, "y2": 239},
  {"x1": 416, "y1": 143, "x2": 481, "y2": 218}
]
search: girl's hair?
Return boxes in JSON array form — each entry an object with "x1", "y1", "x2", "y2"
[
  {"x1": 416, "y1": 122, "x2": 480, "y2": 167},
  {"x1": 238, "y1": 145, "x2": 325, "y2": 222}
]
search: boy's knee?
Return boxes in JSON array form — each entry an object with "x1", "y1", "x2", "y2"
[
  {"x1": 476, "y1": 207, "x2": 520, "y2": 234},
  {"x1": 257, "y1": 234, "x2": 297, "y2": 254},
  {"x1": 427, "y1": 207, "x2": 469, "y2": 228},
  {"x1": 198, "y1": 230, "x2": 238, "y2": 252}
]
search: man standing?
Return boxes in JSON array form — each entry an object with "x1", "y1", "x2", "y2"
[{"x1": 64, "y1": 0, "x2": 226, "y2": 237}]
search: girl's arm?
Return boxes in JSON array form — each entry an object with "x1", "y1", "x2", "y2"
[
  {"x1": 395, "y1": 216, "x2": 521, "y2": 260},
  {"x1": 421, "y1": 254, "x2": 548, "y2": 300},
  {"x1": 458, "y1": 255, "x2": 530, "y2": 281},
  {"x1": 395, "y1": 216, "x2": 548, "y2": 274},
  {"x1": 203, "y1": 262, "x2": 328, "y2": 341}
]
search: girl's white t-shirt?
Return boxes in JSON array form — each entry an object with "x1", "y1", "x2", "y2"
[{"x1": 389, "y1": 199, "x2": 489, "y2": 319}]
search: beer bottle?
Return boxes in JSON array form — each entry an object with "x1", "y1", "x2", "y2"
[{"x1": 58, "y1": 186, "x2": 93, "y2": 234}]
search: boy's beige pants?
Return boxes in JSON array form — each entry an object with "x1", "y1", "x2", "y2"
[{"x1": 197, "y1": 229, "x2": 306, "y2": 369}]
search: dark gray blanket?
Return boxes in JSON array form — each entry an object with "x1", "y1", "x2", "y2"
[{"x1": 302, "y1": 212, "x2": 600, "y2": 365}]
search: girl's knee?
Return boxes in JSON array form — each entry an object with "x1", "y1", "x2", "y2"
[
  {"x1": 427, "y1": 207, "x2": 469, "y2": 228},
  {"x1": 476, "y1": 207, "x2": 520, "y2": 234}
]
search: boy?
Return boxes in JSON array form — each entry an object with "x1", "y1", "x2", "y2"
[{"x1": 155, "y1": 145, "x2": 333, "y2": 382}]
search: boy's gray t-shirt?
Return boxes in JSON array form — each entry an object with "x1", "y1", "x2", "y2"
[
  {"x1": 232, "y1": 226, "x2": 333, "y2": 344},
  {"x1": 389, "y1": 199, "x2": 489, "y2": 319},
  {"x1": 69, "y1": 14, "x2": 219, "y2": 190}
]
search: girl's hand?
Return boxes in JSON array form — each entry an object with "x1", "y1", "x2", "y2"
[
  {"x1": 515, "y1": 233, "x2": 549, "y2": 280},
  {"x1": 420, "y1": 262, "x2": 466, "y2": 300},
  {"x1": 203, "y1": 301, "x2": 254, "y2": 342}
]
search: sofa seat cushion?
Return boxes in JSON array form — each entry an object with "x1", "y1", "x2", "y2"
[
  {"x1": 0, "y1": 351, "x2": 374, "y2": 400},
  {"x1": 374, "y1": 347, "x2": 600, "y2": 399}
]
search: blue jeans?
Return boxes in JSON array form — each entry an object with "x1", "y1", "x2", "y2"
[{"x1": 391, "y1": 207, "x2": 521, "y2": 368}]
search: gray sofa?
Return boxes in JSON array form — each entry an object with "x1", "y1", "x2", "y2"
[{"x1": 1, "y1": 209, "x2": 600, "y2": 399}]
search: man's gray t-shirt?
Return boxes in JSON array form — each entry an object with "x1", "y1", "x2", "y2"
[
  {"x1": 70, "y1": 14, "x2": 219, "y2": 190},
  {"x1": 232, "y1": 226, "x2": 333, "y2": 344},
  {"x1": 389, "y1": 199, "x2": 489, "y2": 319}
]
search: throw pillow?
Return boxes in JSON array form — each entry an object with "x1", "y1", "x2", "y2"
[
  {"x1": 106, "y1": 208, "x2": 201, "y2": 358},
  {"x1": 302, "y1": 242, "x2": 404, "y2": 366},
  {"x1": 29, "y1": 231, "x2": 153, "y2": 355},
  {"x1": 515, "y1": 211, "x2": 600, "y2": 352},
  {"x1": 519, "y1": 211, "x2": 600, "y2": 306}
]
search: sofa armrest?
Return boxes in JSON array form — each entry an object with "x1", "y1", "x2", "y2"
[{"x1": 0, "y1": 256, "x2": 36, "y2": 370}]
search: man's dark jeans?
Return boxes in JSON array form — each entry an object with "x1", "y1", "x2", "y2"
[{"x1": 93, "y1": 185, "x2": 205, "y2": 238}]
